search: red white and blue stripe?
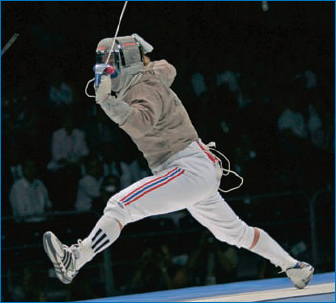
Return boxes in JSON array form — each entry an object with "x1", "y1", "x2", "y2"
[{"x1": 120, "y1": 167, "x2": 184, "y2": 206}]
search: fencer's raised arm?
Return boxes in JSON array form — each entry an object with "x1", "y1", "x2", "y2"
[{"x1": 96, "y1": 59, "x2": 176, "y2": 139}]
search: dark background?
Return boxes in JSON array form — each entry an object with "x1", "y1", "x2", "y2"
[
  {"x1": 1, "y1": 1, "x2": 335, "y2": 302},
  {"x1": 2, "y1": 1, "x2": 334, "y2": 94}
]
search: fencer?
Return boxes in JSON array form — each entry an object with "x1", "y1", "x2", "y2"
[{"x1": 43, "y1": 33, "x2": 314, "y2": 289}]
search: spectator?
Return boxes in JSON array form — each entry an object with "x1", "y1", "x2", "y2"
[
  {"x1": 152, "y1": 209, "x2": 189, "y2": 229},
  {"x1": 47, "y1": 68, "x2": 72, "y2": 107},
  {"x1": 127, "y1": 229, "x2": 239, "y2": 293},
  {"x1": 190, "y1": 56, "x2": 212, "y2": 98},
  {"x1": 232, "y1": 134, "x2": 257, "y2": 176},
  {"x1": 9, "y1": 159, "x2": 52, "y2": 222},
  {"x1": 98, "y1": 174, "x2": 120, "y2": 205},
  {"x1": 216, "y1": 54, "x2": 246, "y2": 109},
  {"x1": 235, "y1": 85, "x2": 280, "y2": 192},
  {"x1": 2, "y1": 90, "x2": 41, "y2": 160},
  {"x1": 127, "y1": 243, "x2": 187, "y2": 293},
  {"x1": 99, "y1": 141, "x2": 150, "y2": 190},
  {"x1": 191, "y1": 72, "x2": 207, "y2": 98},
  {"x1": 6, "y1": 266, "x2": 47, "y2": 302},
  {"x1": 47, "y1": 112, "x2": 89, "y2": 210},
  {"x1": 75, "y1": 156, "x2": 104, "y2": 212},
  {"x1": 304, "y1": 87, "x2": 334, "y2": 189},
  {"x1": 83, "y1": 173, "x2": 121, "y2": 215},
  {"x1": 119, "y1": 154, "x2": 151, "y2": 190},
  {"x1": 277, "y1": 84, "x2": 327, "y2": 190},
  {"x1": 189, "y1": 58, "x2": 216, "y2": 141},
  {"x1": 276, "y1": 88, "x2": 310, "y2": 189},
  {"x1": 183, "y1": 230, "x2": 239, "y2": 286},
  {"x1": 83, "y1": 109, "x2": 122, "y2": 154},
  {"x1": 2, "y1": 148, "x2": 23, "y2": 217},
  {"x1": 277, "y1": 86, "x2": 310, "y2": 141},
  {"x1": 99, "y1": 143, "x2": 123, "y2": 178},
  {"x1": 47, "y1": 112, "x2": 89, "y2": 171},
  {"x1": 21, "y1": 266, "x2": 47, "y2": 301},
  {"x1": 306, "y1": 102, "x2": 324, "y2": 148}
]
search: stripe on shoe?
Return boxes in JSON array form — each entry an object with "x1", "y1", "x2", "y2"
[
  {"x1": 120, "y1": 167, "x2": 184, "y2": 206},
  {"x1": 63, "y1": 251, "x2": 72, "y2": 269}
]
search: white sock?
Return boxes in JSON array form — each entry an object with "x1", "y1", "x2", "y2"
[
  {"x1": 75, "y1": 215, "x2": 121, "y2": 270},
  {"x1": 249, "y1": 228, "x2": 297, "y2": 272}
]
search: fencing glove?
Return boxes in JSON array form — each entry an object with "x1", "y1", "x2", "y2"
[{"x1": 95, "y1": 75, "x2": 111, "y2": 104}]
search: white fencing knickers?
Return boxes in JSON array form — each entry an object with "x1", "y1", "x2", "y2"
[{"x1": 104, "y1": 139, "x2": 255, "y2": 249}]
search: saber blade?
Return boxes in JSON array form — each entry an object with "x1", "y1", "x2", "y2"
[{"x1": 1, "y1": 33, "x2": 19, "y2": 57}]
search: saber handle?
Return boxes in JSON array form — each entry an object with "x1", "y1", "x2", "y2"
[{"x1": 93, "y1": 64, "x2": 117, "y2": 88}]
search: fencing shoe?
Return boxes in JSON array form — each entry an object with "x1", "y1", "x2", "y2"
[
  {"x1": 69, "y1": 238, "x2": 94, "y2": 271},
  {"x1": 43, "y1": 231, "x2": 78, "y2": 284},
  {"x1": 286, "y1": 261, "x2": 314, "y2": 289}
]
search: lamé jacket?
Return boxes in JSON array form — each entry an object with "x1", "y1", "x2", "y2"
[{"x1": 99, "y1": 60, "x2": 199, "y2": 170}]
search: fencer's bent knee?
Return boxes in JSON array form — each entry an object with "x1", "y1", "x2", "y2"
[
  {"x1": 235, "y1": 224, "x2": 255, "y2": 248},
  {"x1": 213, "y1": 221, "x2": 255, "y2": 249},
  {"x1": 103, "y1": 197, "x2": 131, "y2": 227}
]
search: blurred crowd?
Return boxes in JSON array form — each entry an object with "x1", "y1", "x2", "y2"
[
  {"x1": 2, "y1": 45, "x2": 334, "y2": 300},
  {"x1": 2, "y1": 44, "x2": 334, "y2": 219}
]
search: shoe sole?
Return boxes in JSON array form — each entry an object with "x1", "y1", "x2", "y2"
[{"x1": 43, "y1": 231, "x2": 72, "y2": 284}]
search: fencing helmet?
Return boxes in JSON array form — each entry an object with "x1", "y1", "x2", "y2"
[{"x1": 94, "y1": 34, "x2": 153, "y2": 93}]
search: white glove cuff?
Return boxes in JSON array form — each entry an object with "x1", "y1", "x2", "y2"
[{"x1": 95, "y1": 75, "x2": 112, "y2": 104}]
